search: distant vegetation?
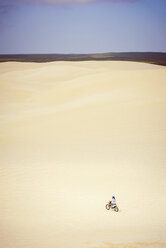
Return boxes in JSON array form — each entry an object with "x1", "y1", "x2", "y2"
[{"x1": 0, "y1": 52, "x2": 166, "y2": 66}]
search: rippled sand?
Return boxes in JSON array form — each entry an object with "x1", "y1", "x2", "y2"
[{"x1": 0, "y1": 61, "x2": 166, "y2": 248}]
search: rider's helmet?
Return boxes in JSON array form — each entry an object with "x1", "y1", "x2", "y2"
[{"x1": 112, "y1": 196, "x2": 115, "y2": 199}]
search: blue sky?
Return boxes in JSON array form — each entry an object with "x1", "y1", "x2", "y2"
[{"x1": 0, "y1": 0, "x2": 166, "y2": 54}]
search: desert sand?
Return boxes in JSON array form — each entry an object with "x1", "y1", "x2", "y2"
[{"x1": 0, "y1": 61, "x2": 166, "y2": 248}]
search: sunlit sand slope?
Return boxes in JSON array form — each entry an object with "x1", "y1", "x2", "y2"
[{"x1": 0, "y1": 61, "x2": 166, "y2": 248}]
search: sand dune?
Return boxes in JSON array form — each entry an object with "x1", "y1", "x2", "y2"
[{"x1": 0, "y1": 61, "x2": 166, "y2": 248}]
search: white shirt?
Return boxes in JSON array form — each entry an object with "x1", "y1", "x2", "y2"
[{"x1": 111, "y1": 198, "x2": 116, "y2": 204}]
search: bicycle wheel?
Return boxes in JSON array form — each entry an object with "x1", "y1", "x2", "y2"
[
  {"x1": 105, "y1": 204, "x2": 111, "y2": 210},
  {"x1": 114, "y1": 206, "x2": 119, "y2": 212}
]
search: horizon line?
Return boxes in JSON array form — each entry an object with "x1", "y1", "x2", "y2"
[{"x1": 0, "y1": 51, "x2": 166, "y2": 56}]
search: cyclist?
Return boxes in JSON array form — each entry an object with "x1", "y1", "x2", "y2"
[{"x1": 109, "y1": 196, "x2": 116, "y2": 207}]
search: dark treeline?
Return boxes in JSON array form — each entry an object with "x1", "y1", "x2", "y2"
[{"x1": 0, "y1": 52, "x2": 166, "y2": 66}]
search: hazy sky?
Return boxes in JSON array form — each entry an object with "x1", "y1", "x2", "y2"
[{"x1": 0, "y1": 0, "x2": 166, "y2": 54}]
